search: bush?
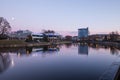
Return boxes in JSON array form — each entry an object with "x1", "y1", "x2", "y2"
[{"x1": 0, "y1": 34, "x2": 9, "y2": 40}]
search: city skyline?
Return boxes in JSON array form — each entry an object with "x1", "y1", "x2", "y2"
[{"x1": 0, "y1": 0, "x2": 120, "y2": 35}]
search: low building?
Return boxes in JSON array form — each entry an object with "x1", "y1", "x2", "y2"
[
  {"x1": 9, "y1": 30, "x2": 32, "y2": 40},
  {"x1": 88, "y1": 34, "x2": 110, "y2": 41},
  {"x1": 31, "y1": 33, "x2": 43, "y2": 41},
  {"x1": 116, "y1": 35, "x2": 120, "y2": 41},
  {"x1": 45, "y1": 33, "x2": 61, "y2": 42},
  {"x1": 31, "y1": 32, "x2": 61, "y2": 42},
  {"x1": 72, "y1": 36, "x2": 78, "y2": 42}
]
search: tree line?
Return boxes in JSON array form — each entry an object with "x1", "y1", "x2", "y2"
[{"x1": 0, "y1": 17, "x2": 11, "y2": 39}]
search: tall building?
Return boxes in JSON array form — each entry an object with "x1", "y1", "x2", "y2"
[{"x1": 78, "y1": 27, "x2": 89, "y2": 39}]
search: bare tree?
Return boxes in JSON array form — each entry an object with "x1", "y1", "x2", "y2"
[
  {"x1": 42, "y1": 29, "x2": 55, "y2": 33},
  {"x1": 109, "y1": 31, "x2": 119, "y2": 42},
  {"x1": 42, "y1": 29, "x2": 55, "y2": 42},
  {"x1": 0, "y1": 17, "x2": 11, "y2": 39}
]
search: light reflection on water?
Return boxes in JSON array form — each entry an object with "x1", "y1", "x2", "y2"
[{"x1": 0, "y1": 43, "x2": 120, "y2": 80}]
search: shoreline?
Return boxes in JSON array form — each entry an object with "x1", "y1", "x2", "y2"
[
  {"x1": 0, "y1": 40, "x2": 72, "y2": 48},
  {"x1": 87, "y1": 41, "x2": 120, "y2": 48},
  {"x1": 0, "y1": 40, "x2": 120, "y2": 48},
  {"x1": 114, "y1": 67, "x2": 120, "y2": 80}
]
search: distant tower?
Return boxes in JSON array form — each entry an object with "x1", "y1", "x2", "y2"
[{"x1": 78, "y1": 27, "x2": 89, "y2": 39}]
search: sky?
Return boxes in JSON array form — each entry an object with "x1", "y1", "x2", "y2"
[{"x1": 0, "y1": 0, "x2": 120, "y2": 35}]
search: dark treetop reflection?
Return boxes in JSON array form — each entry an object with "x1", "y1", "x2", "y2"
[{"x1": 0, "y1": 43, "x2": 120, "y2": 80}]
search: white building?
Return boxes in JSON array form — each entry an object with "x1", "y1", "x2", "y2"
[
  {"x1": 31, "y1": 32, "x2": 61, "y2": 42},
  {"x1": 31, "y1": 33, "x2": 43, "y2": 41},
  {"x1": 78, "y1": 27, "x2": 89, "y2": 39},
  {"x1": 45, "y1": 33, "x2": 60, "y2": 39}
]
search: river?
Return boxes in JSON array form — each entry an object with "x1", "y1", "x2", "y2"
[{"x1": 0, "y1": 43, "x2": 120, "y2": 80}]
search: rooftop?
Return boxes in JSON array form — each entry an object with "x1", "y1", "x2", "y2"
[{"x1": 78, "y1": 27, "x2": 88, "y2": 30}]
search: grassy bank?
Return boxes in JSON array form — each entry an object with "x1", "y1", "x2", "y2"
[
  {"x1": 0, "y1": 40, "x2": 27, "y2": 45},
  {"x1": 87, "y1": 41, "x2": 120, "y2": 49},
  {"x1": 0, "y1": 40, "x2": 72, "y2": 47}
]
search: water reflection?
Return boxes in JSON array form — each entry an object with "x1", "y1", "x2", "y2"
[
  {"x1": 0, "y1": 43, "x2": 119, "y2": 80},
  {"x1": 64, "y1": 43, "x2": 72, "y2": 48},
  {"x1": 88, "y1": 43, "x2": 120, "y2": 55},
  {"x1": 0, "y1": 45, "x2": 60, "y2": 73},
  {"x1": 109, "y1": 46, "x2": 119, "y2": 55},
  {"x1": 0, "y1": 53, "x2": 11, "y2": 73},
  {"x1": 88, "y1": 43, "x2": 109, "y2": 50},
  {"x1": 0, "y1": 43, "x2": 119, "y2": 57},
  {"x1": 0, "y1": 45, "x2": 60, "y2": 57},
  {"x1": 78, "y1": 43, "x2": 88, "y2": 55}
]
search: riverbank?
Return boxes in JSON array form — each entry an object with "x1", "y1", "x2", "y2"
[
  {"x1": 87, "y1": 41, "x2": 120, "y2": 48},
  {"x1": 114, "y1": 67, "x2": 120, "y2": 80},
  {"x1": 0, "y1": 40, "x2": 72, "y2": 47}
]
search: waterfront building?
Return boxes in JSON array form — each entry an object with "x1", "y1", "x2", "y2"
[
  {"x1": 78, "y1": 27, "x2": 89, "y2": 39},
  {"x1": 9, "y1": 30, "x2": 32, "y2": 40},
  {"x1": 31, "y1": 32, "x2": 61, "y2": 42},
  {"x1": 72, "y1": 36, "x2": 78, "y2": 42},
  {"x1": 88, "y1": 34, "x2": 110, "y2": 41},
  {"x1": 31, "y1": 33, "x2": 43, "y2": 41},
  {"x1": 45, "y1": 32, "x2": 61, "y2": 42}
]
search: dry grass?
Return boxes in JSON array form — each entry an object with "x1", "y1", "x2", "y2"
[{"x1": 0, "y1": 40, "x2": 27, "y2": 45}]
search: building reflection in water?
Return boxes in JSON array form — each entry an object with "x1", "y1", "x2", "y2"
[
  {"x1": 0, "y1": 53, "x2": 11, "y2": 73},
  {"x1": 109, "y1": 46, "x2": 119, "y2": 55},
  {"x1": 11, "y1": 45, "x2": 60, "y2": 57},
  {"x1": 0, "y1": 45, "x2": 60, "y2": 73},
  {"x1": 88, "y1": 43, "x2": 120, "y2": 55},
  {"x1": 31, "y1": 45, "x2": 60, "y2": 57},
  {"x1": 78, "y1": 43, "x2": 88, "y2": 55},
  {"x1": 64, "y1": 43, "x2": 72, "y2": 48},
  {"x1": 0, "y1": 46, "x2": 60, "y2": 57},
  {"x1": 0, "y1": 43, "x2": 120, "y2": 74}
]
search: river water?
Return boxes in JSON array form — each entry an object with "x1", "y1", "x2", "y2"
[{"x1": 0, "y1": 43, "x2": 120, "y2": 80}]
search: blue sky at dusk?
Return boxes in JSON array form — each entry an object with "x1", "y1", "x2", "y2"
[{"x1": 0, "y1": 0, "x2": 120, "y2": 35}]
